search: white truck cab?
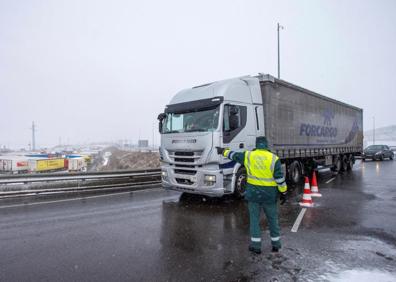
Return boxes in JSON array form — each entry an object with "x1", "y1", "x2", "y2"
[{"x1": 158, "y1": 75, "x2": 267, "y2": 197}]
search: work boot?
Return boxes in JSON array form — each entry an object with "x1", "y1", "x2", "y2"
[
  {"x1": 271, "y1": 246, "x2": 280, "y2": 253},
  {"x1": 249, "y1": 246, "x2": 262, "y2": 254}
]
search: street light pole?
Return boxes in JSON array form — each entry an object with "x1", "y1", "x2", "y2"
[
  {"x1": 373, "y1": 116, "x2": 375, "y2": 145},
  {"x1": 277, "y1": 23, "x2": 284, "y2": 79},
  {"x1": 31, "y1": 121, "x2": 36, "y2": 151}
]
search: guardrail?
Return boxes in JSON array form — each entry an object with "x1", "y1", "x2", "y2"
[
  {"x1": 0, "y1": 169, "x2": 162, "y2": 198},
  {"x1": 0, "y1": 169, "x2": 161, "y2": 184}
]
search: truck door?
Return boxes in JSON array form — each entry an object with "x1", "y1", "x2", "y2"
[{"x1": 222, "y1": 103, "x2": 255, "y2": 152}]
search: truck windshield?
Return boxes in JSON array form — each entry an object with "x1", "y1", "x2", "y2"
[{"x1": 161, "y1": 107, "x2": 219, "y2": 134}]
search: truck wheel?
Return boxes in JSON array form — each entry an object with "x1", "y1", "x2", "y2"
[
  {"x1": 331, "y1": 156, "x2": 342, "y2": 173},
  {"x1": 288, "y1": 161, "x2": 302, "y2": 185},
  {"x1": 347, "y1": 155, "x2": 354, "y2": 170},
  {"x1": 390, "y1": 154, "x2": 394, "y2": 160},
  {"x1": 234, "y1": 167, "x2": 247, "y2": 198},
  {"x1": 340, "y1": 155, "x2": 348, "y2": 172},
  {"x1": 379, "y1": 154, "x2": 384, "y2": 161}
]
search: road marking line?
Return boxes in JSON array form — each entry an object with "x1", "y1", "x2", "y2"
[
  {"x1": 291, "y1": 208, "x2": 307, "y2": 233},
  {"x1": 325, "y1": 177, "x2": 336, "y2": 184},
  {"x1": 0, "y1": 187, "x2": 166, "y2": 209}
]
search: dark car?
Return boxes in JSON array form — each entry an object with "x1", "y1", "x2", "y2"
[{"x1": 362, "y1": 145, "x2": 394, "y2": 161}]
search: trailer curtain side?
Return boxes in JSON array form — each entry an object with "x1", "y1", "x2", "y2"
[{"x1": 260, "y1": 80, "x2": 363, "y2": 159}]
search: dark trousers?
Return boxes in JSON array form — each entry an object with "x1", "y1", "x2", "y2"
[{"x1": 248, "y1": 201, "x2": 281, "y2": 250}]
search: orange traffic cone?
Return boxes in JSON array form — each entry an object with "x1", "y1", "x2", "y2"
[
  {"x1": 300, "y1": 177, "x2": 314, "y2": 207},
  {"x1": 310, "y1": 171, "x2": 322, "y2": 197}
]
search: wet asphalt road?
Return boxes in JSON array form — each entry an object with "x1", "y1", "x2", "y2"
[{"x1": 1, "y1": 160, "x2": 396, "y2": 281}]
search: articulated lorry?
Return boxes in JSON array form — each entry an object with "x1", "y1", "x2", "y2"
[
  {"x1": 158, "y1": 74, "x2": 363, "y2": 197},
  {"x1": 0, "y1": 157, "x2": 29, "y2": 174}
]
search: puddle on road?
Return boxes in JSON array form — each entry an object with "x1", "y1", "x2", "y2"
[{"x1": 326, "y1": 269, "x2": 396, "y2": 282}]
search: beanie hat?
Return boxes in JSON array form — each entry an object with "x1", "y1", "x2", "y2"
[{"x1": 256, "y1": 136, "x2": 269, "y2": 149}]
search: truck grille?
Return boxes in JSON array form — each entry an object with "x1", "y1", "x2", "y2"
[
  {"x1": 174, "y1": 151, "x2": 194, "y2": 156},
  {"x1": 167, "y1": 150, "x2": 203, "y2": 165},
  {"x1": 176, "y1": 178, "x2": 194, "y2": 185},
  {"x1": 167, "y1": 150, "x2": 203, "y2": 185},
  {"x1": 174, "y1": 169, "x2": 196, "y2": 175}
]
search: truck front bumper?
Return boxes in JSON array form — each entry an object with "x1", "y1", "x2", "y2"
[{"x1": 160, "y1": 167, "x2": 227, "y2": 197}]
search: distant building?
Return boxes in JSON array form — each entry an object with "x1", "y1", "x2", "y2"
[
  {"x1": 138, "y1": 139, "x2": 149, "y2": 148},
  {"x1": 0, "y1": 146, "x2": 11, "y2": 154}
]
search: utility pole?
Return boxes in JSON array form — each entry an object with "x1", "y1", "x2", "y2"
[
  {"x1": 152, "y1": 122, "x2": 155, "y2": 149},
  {"x1": 277, "y1": 23, "x2": 284, "y2": 79},
  {"x1": 31, "y1": 121, "x2": 37, "y2": 151},
  {"x1": 373, "y1": 116, "x2": 375, "y2": 145}
]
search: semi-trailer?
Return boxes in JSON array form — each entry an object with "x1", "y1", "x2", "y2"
[
  {"x1": 158, "y1": 74, "x2": 363, "y2": 197},
  {"x1": 67, "y1": 157, "x2": 87, "y2": 172},
  {"x1": 28, "y1": 158, "x2": 66, "y2": 173},
  {"x1": 66, "y1": 154, "x2": 92, "y2": 165},
  {"x1": 0, "y1": 157, "x2": 29, "y2": 174}
]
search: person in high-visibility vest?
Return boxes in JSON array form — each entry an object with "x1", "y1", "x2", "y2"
[{"x1": 216, "y1": 136, "x2": 287, "y2": 254}]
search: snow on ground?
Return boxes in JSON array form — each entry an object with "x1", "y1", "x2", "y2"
[
  {"x1": 327, "y1": 269, "x2": 396, "y2": 282},
  {"x1": 102, "y1": 152, "x2": 111, "y2": 166},
  {"x1": 307, "y1": 237, "x2": 396, "y2": 282}
]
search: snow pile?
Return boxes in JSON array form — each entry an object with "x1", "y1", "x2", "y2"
[
  {"x1": 97, "y1": 148, "x2": 160, "y2": 171},
  {"x1": 102, "y1": 151, "x2": 112, "y2": 166},
  {"x1": 327, "y1": 269, "x2": 396, "y2": 282}
]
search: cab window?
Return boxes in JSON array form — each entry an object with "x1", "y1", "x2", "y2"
[{"x1": 223, "y1": 104, "x2": 247, "y2": 143}]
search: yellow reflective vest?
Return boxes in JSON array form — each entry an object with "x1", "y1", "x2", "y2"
[{"x1": 244, "y1": 150, "x2": 278, "y2": 186}]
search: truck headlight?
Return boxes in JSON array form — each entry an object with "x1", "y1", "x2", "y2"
[
  {"x1": 161, "y1": 171, "x2": 167, "y2": 179},
  {"x1": 204, "y1": 174, "x2": 216, "y2": 186}
]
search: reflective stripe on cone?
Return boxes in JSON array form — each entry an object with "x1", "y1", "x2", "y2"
[
  {"x1": 311, "y1": 171, "x2": 322, "y2": 197},
  {"x1": 300, "y1": 176, "x2": 314, "y2": 207}
]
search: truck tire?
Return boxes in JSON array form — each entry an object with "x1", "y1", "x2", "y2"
[
  {"x1": 288, "y1": 161, "x2": 302, "y2": 186},
  {"x1": 340, "y1": 155, "x2": 348, "y2": 172},
  {"x1": 331, "y1": 155, "x2": 342, "y2": 173},
  {"x1": 347, "y1": 155, "x2": 354, "y2": 171},
  {"x1": 234, "y1": 167, "x2": 247, "y2": 198}
]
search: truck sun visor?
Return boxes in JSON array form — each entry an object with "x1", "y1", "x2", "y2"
[{"x1": 165, "y1": 96, "x2": 223, "y2": 114}]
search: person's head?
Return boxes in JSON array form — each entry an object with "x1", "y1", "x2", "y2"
[{"x1": 255, "y1": 136, "x2": 268, "y2": 149}]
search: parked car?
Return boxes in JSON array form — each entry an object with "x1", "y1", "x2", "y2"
[{"x1": 362, "y1": 145, "x2": 394, "y2": 161}]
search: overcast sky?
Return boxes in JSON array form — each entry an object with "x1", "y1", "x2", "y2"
[{"x1": 1, "y1": 0, "x2": 395, "y2": 149}]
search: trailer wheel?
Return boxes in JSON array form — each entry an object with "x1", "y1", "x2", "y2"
[
  {"x1": 234, "y1": 167, "x2": 247, "y2": 198},
  {"x1": 347, "y1": 155, "x2": 354, "y2": 170},
  {"x1": 288, "y1": 161, "x2": 302, "y2": 185},
  {"x1": 340, "y1": 155, "x2": 348, "y2": 172},
  {"x1": 331, "y1": 155, "x2": 342, "y2": 173}
]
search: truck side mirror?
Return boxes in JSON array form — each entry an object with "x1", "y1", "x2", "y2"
[
  {"x1": 229, "y1": 106, "x2": 239, "y2": 115},
  {"x1": 229, "y1": 114, "x2": 239, "y2": 131},
  {"x1": 157, "y1": 113, "x2": 166, "y2": 133}
]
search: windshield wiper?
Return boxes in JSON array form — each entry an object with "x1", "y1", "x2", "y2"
[{"x1": 164, "y1": 130, "x2": 180, "y2": 134}]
